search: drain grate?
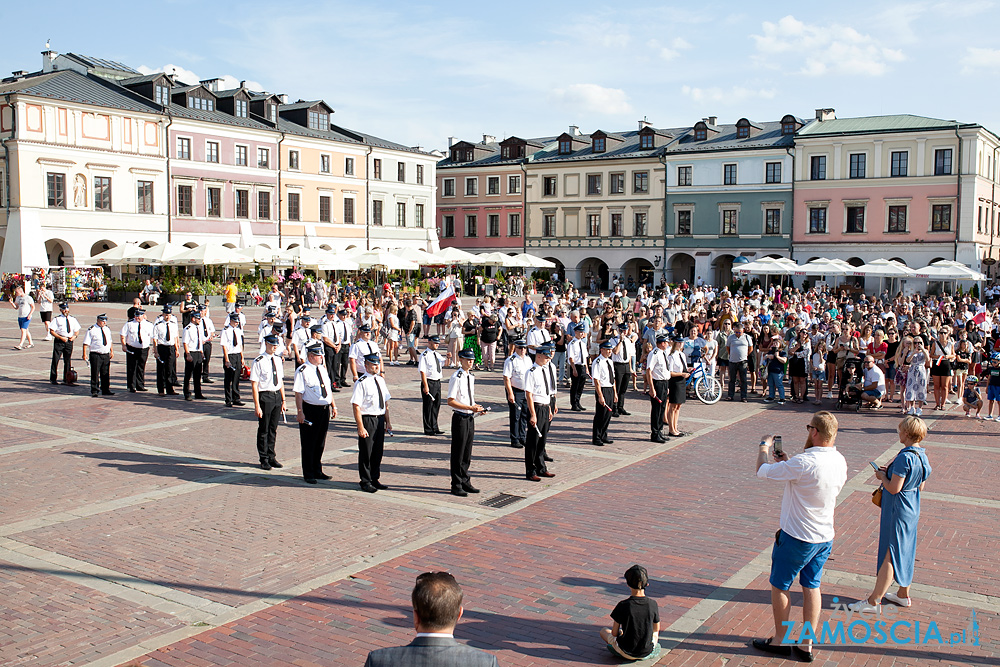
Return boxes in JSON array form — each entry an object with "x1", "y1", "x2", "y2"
[{"x1": 479, "y1": 493, "x2": 526, "y2": 509}]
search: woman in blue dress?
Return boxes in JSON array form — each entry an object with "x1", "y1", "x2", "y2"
[{"x1": 850, "y1": 416, "x2": 932, "y2": 611}]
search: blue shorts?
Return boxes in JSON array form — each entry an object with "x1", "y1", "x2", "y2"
[
  {"x1": 770, "y1": 530, "x2": 832, "y2": 590},
  {"x1": 988, "y1": 385, "x2": 1000, "y2": 402},
  {"x1": 863, "y1": 389, "x2": 883, "y2": 399},
  {"x1": 811, "y1": 368, "x2": 826, "y2": 381},
  {"x1": 17, "y1": 317, "x2": 30, "y2": 330}
]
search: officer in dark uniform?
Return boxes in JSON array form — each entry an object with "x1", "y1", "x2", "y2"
[
  {"x1": 250, "y1": 334, "x2": 286, "y2": 470},
  {"x1": 418, "y1": 335, "x2": 445, "y2": 435},
  {"x1": 591, "y1": 340, "x2": 617, "y2": 446},
  {"x1": 447, "y1": 348, "x2": 485, "y2": 496},
  {"x1": 294, "y1": 342, "x2": 336, "y2": 484},
  {"x1": 351, "y1": 353, "x2": 392, "y2": 493}
]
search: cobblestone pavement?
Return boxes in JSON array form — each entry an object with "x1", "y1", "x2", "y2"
[{"x1": 0, "y1": 302, "x2": 996, "y2": 666}]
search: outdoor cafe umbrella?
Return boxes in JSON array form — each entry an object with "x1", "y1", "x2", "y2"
[
  {"x1": 84, "y1": 242, "x2": 142, "y2": 266},
  {"x1": 474, "y1": 251, "x2": 521, "y2": 268},
  {"x1": 163, "y1": 243, "x2": 255, "y2": 268},
  {"x1": 793, "y1": 258, "x2": 854, "y2": 277},
  {"x1": 733, "y1": 256, "x2": 798, "y2": 276},
  {"x1": 351, "y1": 249, "x2": 420, "y2": 271},
  {"x1": 122, "y1": 242, "x2": 186, "y2": 265},
  {"x1": 436, "y1": 246, "x2": 480, "y2": 265},
  {"x1": 511, "y1": 253, "x2": 555, "y2": 269},
  {"x1": 914, "y1": 260, "x2": 987, "y2": 281},
  {"x1": 851, "y1": 259, "x2": 916, "y2": 296}
]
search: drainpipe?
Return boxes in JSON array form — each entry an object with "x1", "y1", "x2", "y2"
[
  {"x1": 163, "y1": 108, "x2": 173, "y2": 243},
  {"x1": 659, "y1": 152, "x2": 668, "y2": 284},
  {"x1": 365, "y1": 145, "x2": 373, "y2": 251},
  {"x1": 786, "y1": 147, "x2": 794, "y2": 263},
  {"x1": 520, "y1": 159, "x2": 528, "y2": 254},
  {"x1": 277, "y1": 130, "x2": 285, "y2": 248},
  {"x1": 2, "y1": 95, "x2": 14, "y2": 237},
  {"x1": 953, "y1": 126, "x2": 962, "y2": 263}
]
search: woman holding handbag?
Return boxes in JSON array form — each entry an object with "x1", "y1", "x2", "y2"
[{"x1": 850, "y1": 416, "x2": 932, "y2": 612}]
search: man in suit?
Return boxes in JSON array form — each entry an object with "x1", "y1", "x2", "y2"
[{"x1": 364, "y1": 571, "x2": 499, "y2": 667}]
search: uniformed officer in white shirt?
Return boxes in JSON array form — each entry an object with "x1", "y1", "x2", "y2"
[
  {"x1": 288, "y1": 315, "x2": 312, "y2": 366},
  {"x1": 48, "y1": 302, "x2": 81, "y2": 385},
  {"x1": 610, "y1": 322, "x2": 637, "y2": 417},
  {"x1": 418, "y1": 335, "x2": 446, "y2": 435},
  {"x1": 81, "y1": 313, "x2": 114, "y2": 397},
  {"x1": 294, "y1": 343, "x2": 337, "y2": 484},
  {"x1": 349, "y1": 324, "x2": 382, "y2": 381},
  {"x1": 567, "y1": 326, "x2": 590, "y2": 411},
  {"x1": 250, "y1": 334, "x2": 286, "y2": 470},
  {"x1": 258, "y1": 308, "x2": 279, "y2": 339},
  {"x1": 260, "y1": 322, "x2": 287, "y2": 358},
  {"x1": 182, "y1": 310, "x2": 206, "y2": 401},
  {"x1": 665, "y1": 333, "x2": 691, "y2": 438},
  {"x1": 523, "y1": 343, "x2": 558, "y2": 481},
  {"x1": 330, "y1": 308, "x2": 353, "y2": 387},
  {"x1": 320, "y1": 306, "x2": 343, "y2": 390},
  {"x1": 198, "y1": 305, "x2": 217, "y2": 384},
  {"x1": 222, "y1": 312, "x2": 246, "y2": 407},
  {"x1": 503, "y1": 338, "x2": 532, "y2": 449},
  {"x1": 591, "y1": 340, "x2": 617, "y2": 447},
  {"x1": 231, "y1": 302, "x2": 247, "y2": 329},
  {"x1": 525, "y1": 317, "x2": 551, "y2": 348},
  {"x1": 447, "y1": 348, "x2": 486, "y2": 497},
  {"x1": 351, "y1": 353, "x2": 392, "y2": 493},
  {"x1": 298, "y1": 324, "x2": 324, "y2": 364},
  {"x1": 152, "y1": 304, "x2": 180, "y2": 395},
  {"x1": 644, "y1": 334, "x2": 671, "y2": 443},
  {"x1": 120, "y1": 308, "x2": 153, "y2": 392}
]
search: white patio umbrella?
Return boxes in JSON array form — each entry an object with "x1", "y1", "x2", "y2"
[
  {"x1": 793, "y1": 258, "x2": 855, "y2": 277},
  {"x1": 122, "y1": 242, "x2": 186, "y2": 265},
  {"x1": 851, "y1": 259, "x2": 915, "y2": 278},
  {"x1": 733, "y1": 256, "x2": 798, "y2": 276},
  {"x1": 352, "y1": 249, "x2": 420, "y2": 271},
  {"x1": 475, "y1": 251, "x2": 521, "y2": 267},
  {"x1": 512, "y1": 253, "x2": 556, "y2": 269},
  {"x1": 236, "y1": 245, "x2": 284, "y2": 264},
  {"x1": 914, "y1": 260, "x2": 987, "y2": 281},
  {"x1": 390, "y1": 247, "x2": 446, "y2": 267},
  {"x1": 436, "y1": 246, "x2": 480, "y2": 265},
  {"x1": 163, "y1": 243, "x2": 255, "y2": 267},
  {"x1": 311, "y1": 250, "x2": 360, "y2": 271},
  {"x1": 84, "y1": 242, "x2": 142, "y2": 265}
]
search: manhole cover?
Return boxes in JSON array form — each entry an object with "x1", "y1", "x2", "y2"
[{"x1": 479, "y1": 493, "x2": 526, "y2": 509}]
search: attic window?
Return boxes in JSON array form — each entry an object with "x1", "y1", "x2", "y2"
[
  {"x1": 235, "y1": 99, "x2": 248, "y2": 118},
  {"x1": 501, "y1": 146, "x2": 510, "y2": 158},
  {"x1": 782, "y1": 120, "x2": 796, "y2": 135},
  {"x1": 308, "y1": 111, "x2": 328, "y2": 130},
  {"x1": 593, "y1": 137, "x2": 606, "y2": 153},
  {"x1": 639, "y1": 133, "x2": 654, "y2": 149},
  {"x1": 188, "y1": 96, "x2": 213, "y2": 111},
  {"x1": 154, "y1": 84, "x2": 169, "y2": 106},
  {"x1": 451, "y1": 149, "x2": 464, "y2": 162},
  {"x1": 464, "y1": 150, "x2": 474, "y2": 161},
  {"x1": 267, "y1": 103, "x2": 276, "y2": 121},
  {"x1": 737, "y1": 124, "x2": 750, "y2": 139},
  {"x1": 558, "y1": 139, "x2": 572, "y2": 154},
  {"x1": 694, "y1": 126, "x2": 707, "y2": 141}
]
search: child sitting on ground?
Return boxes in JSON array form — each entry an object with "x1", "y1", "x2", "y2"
[
  {"x1": 963, "y1": 375, "x2": 983, "y2": 419},
  {"x1": 600, "y1": 565, "x2": 661, "y2": 661}
]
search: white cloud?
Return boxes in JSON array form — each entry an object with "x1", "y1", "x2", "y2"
[
  {"x1": 961, "y1": 46, "x2": 1000, "y2": 73},
  {"x1": 550, "y1": 84, "x2": 632, "y2": 115},
  {"x1": 648, "y1": 37, "x2": 693, "y2": 61},
  {"x1": 681, "y1": 85, "x2": 776, "y2": 104},
  {"x1": 752, "y1": 15, "x2": 905, "y2": 76},
  {"x1": 137, "y1": 64, "x2": 263, "y2": 91}
]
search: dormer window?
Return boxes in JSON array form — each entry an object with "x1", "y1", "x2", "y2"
[
  {"x1": 451, "y1": 149, "x2": 464, "y2": 163},
  {"x1": 308, "y1": 111, "x2": 328, "y2": 130},
  {"x1": 267, "y1": 103, "x2": 276, "y2": 121},
  {"x1": 154, "y1": 84, "x2": 169, "y2": 106},
  {"x1": 694, "y1": 125, "x2": 707, "y2": 141},
  {"x1": 639, "y1": 133, "x2": 654, "y2": 150},
  {"x1": 235, "y1": 99, "x2": 248, "y2": 118},
  {"x1": 188, "y1": 96, "x2": 214, "y2": 111},
  {"x1": 593, "y1": 137, "x2": 606, "y2": 153},
  {"x1": 501, "y1": 146, "x2": 510, "y2": 158},
  {"x1": 559, "y1": 139, "x2": 572, "y2": 154},
  {"x1": 737, "y1": 125, "x2": 750, "y2": 139},
  {"x1": 781, "y1": 115, "x2": 797, "y2": 135}
]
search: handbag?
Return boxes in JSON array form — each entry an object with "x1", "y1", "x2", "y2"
[{"x1": 871, "y1": 486, "x2": 883, "y2": 507}]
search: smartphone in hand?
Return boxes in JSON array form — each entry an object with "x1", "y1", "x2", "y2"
[
  {"x1": 773, "y1": 436, "x2": 783, "y2": 457},
  {"x1": 869, "y1": 461, "x2": 880, "y2": 472}
]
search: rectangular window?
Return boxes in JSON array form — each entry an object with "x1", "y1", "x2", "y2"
[
  {"x1": 397, "y1": 162, "x2": 406, "y2": 182},
  {"x1": 345, "y1": 157, "x2": 355, "y2": 176},
  {"x1": 92, "y1": 176, "x2": 111, "y2": 211},
  {"x1": 765, "y1": 208, "x2": 781, "y2": 235},
  {"x1": 288, "y1": 150, "x2": 300, "y2": 170},
  {"x1": 319, "y1": 196, "x2": 331, "y2": 223},
  {"x1": 723, "y1": 163, "x2": 737, "y2": 185},
  {"x1": 810, "y1": 155, "x2": 826, "y2": 180},
  {"x1": 257, "y1": 147, "x2": 269, "y2": 168},
  {"x1": 308, "y1": 111, "x2": 328, "y2": 130},
  {"x1": 258, "y1": 191, "x2": 270, "y2": 219},
  {"x1": 640, "y1": 133, "x2": 654, "y2": 149},
  {"x1": 466, "y1": 214, "x2": 478, "y2": 237},
  {"x1": 267, "y1": 103, "x2": 276, "y2": 122},
  {"x1": 610, "y1": 172, "x2": 625, "y2": 194},
  {"x1": 931, "y1": 204, "x2": 952, "y2": 231},
  {"x1": 287, "y1": 192, "x2": 300, "y2": 221},
  {"x1": 416, "y1": 164, "x2": 424, "y2": 184},
  {"x1": 593, "y1": 137, "x2": 606, "y2": 153},
  {"x1": 888, "y1": 205, "x2": 907, "y2": 232},
  {"x1": 207, "y1": 187, "x2": 221, "y2": 217},
  {"x1": 372, "y1": 200, "x2": 383, "y2": 225},
  {"x1": 677, "y1": 210, "x2": 692, "y2": 235},
  {"x1": 765, "y1": 162, "x2": 781, "y2": 184},
  {"x1": 177, "y1": 137, "x2": 191, "y2": 160},
  {"x1": 137, "y1": 180, "x2": 154, "y2": 214},
  {"x1": 588, "y1": 213, "x2": 601, "y2": 236},
  {"x1": 488, "y1": 175, "x2": 500, "y2": 195},
  {"x1": 235, "y1": 99, "x2": 248, "y2": 118},
  {"x1": 396, "y1": 202, "x2": 406, "y2": 226},
  {"x1": 934, "y1": 149, "x2": 953, "y2": 176},
  {"x1": 236, "y1": 190, "x2": 249, "y2": 218},
  {"x1": 344, "y1": 198, "x2": 355, "y2": 224},
  {"x1": 809, "y1": 207, "x2": 827, "y2": 233},
  {"x1": 206, "y1": 141, "x2": 219, "y2": 163},
  {"x1": 508, "y1": 213, "x2": 521, "y2": 236},
  {"x1": 846, "y1": 206, "x2": 865, "y2": 233},
  {"x1": 543, "y1": 214, "x2": 556, "y2": 237},
  {"x1": 610, "y1": 213, "x2": 623, "y2": 236},
  {"x1": 187, "y1": 96, "x2": 213, "y2": 111},
  {"x1": 415, "y1": 203, "x2": 424, "y2": 228},
  {"x1": 722, "y1": 209, "x2": 738, "y2": 235},
  {"x1": 487, "y1": 214, "x2": 500, "y2": 237},
  {"x1": 587, "y1": 174, "x2": 601, "y2": 195},
  {"x1": 890, "y1": 151, "x2": 908, "y2": 177},
  {"x1": 320, "y1": 154, "x2": 330, "y2": 173},
  {"x1": 465, "y1": 177, "x2": 478, "y2": 196},
  {"x1": 373, "y1": 159, "x2": 382, "y2": 180},
  {"x1": 508, "y1": 175, "x2": 521, "y2": 194},
  {"x1": 978, "y1": 205, "x2": 983, "y2": 233},
  {"x1": 443, "y1": 215, "x2": 455, "y2": 238},
  {"x1": 677, "y1": 166, "x2": 692, "y2": 186},
  {"x1": 443, "y1": 178, "x2": 455, "y2": 197},
  {"x1": 634, "y1": 211, "x2": 647, "y2": 236},
  {"x1": 154, "y1": 85, "x2": 169, "y2": 106},
  {"x1": 236, "y1": 145, "x2": 247, "y2": 166},
  {"x1": 177, "y1": 185, "x2": 193, "y2": 216},
  {"x1": 633, "y1": 171, "x2": 649, "y2": 193},
  {"x1": 543, "y1": 176, "x2": 557, "y2": 196},
  {"x1": 849, "y1": 153, "x2": 866, "y2": 179}
]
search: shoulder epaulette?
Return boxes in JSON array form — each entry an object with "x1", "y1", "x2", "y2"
[
  {"x1": 296, "y1": 364, "x2": 307, "y2": 373},
  {"x1": 255, "y1": 355, "x2": 264, "y2": 362},
  {"x1": 455, "y1": 370, "x2": 463, "y2": 377}
]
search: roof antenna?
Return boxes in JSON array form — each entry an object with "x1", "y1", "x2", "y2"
[{"x1": 45, "y1": 39, "x2": 51, "y2": 49}]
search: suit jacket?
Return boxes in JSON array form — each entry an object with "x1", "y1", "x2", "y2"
[{"x1": 364, "y1": 635, "x2": 499, "y2": 667}]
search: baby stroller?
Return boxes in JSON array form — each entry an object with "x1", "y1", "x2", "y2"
[{"x1": 837, "y1": 357, "x2": 864, "y2": 412}]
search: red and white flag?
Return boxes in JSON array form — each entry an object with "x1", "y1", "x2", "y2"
[
  {"x1": 425, "y1": 283, "x2": 456, "y2": 317},
  {"x1": 972, "y1": 310, "x2": 987, "y2": 325}
]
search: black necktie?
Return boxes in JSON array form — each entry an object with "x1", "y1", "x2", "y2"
[
  {"x1": 271, "y1": 357, "x2": 277, "y2": 386},
  {"x1": 373, "y1": 376, "x2": 385, "y2": 409},
  {"x1": 622, "y1": 338, "x2": 628, "y2": 362},
  {"x1": 548, "y1": 364, "x2": 555, "y2": 393},
  {"x1": 316, "y1": 366, "x2": 327, "y2": 398},
  {"x1": 434, "y1": 351, "x2": 441, "y2": 374},
  {"x1": 62, "y1": 315, "x2": 68, "y2": 336},
  {"x1": 466, "y1": 374, "x2": 473, "y2": 405},
  {"x1": 203, "y1": 321, "x2": 208, "y2": 336},
  {"x1": 137, "y1": 322, "x2": 143, "y2": 347},
  {"x1": 606, "y1": 358, "x2": 613, "y2": 381},
  {"x1": 164, "y1": 321, "x2": 171, "y2": 343},
  {"x1": 101, "y1": 326, "x2": 107, "y2": 347},
  {"x1": 196, "y1": 326, "x2": 201, "y2": 350}
]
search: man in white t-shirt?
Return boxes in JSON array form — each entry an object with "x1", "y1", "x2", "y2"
[
  {"x1": 857, "y1": 355, "x2": 886, "y2": 408},
  {"x1": 752, "y1": 411, "x2": 847, "y2": 662},
  {"x1": 10, "y1": 286, "x2": 36, "y2": 349}
]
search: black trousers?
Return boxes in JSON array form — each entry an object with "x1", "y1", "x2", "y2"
[
  {"x1": 358, "y1": 414, "x2": 386, "y2": 485},
  {"x1": 202, "y1": 341, "x2": 213, "y2": 380},
  {"x1": 224, "y1": 353, "x2": 242, "y2": 404},
  {"x1": 650, "y1": 379, "x2": 668, "y2": 436},
  {"x1": 333, "y1": 347, "x2": 349, "y2": 385},
  {"x1": 593, "y1": 386, "x2": 614, "y2": 444},
  {"x1": 450, "y1": 412, "x2": 475, "y2": 490},
  {"x1": 256, "y1": 390, "x2": 280, "y2": 462},
  {"x1": 156, "y1": 344, "x2": 178, "y2": 393},
  {"x1": 89, "y1": 352, "x2": 111, "y2": 395},
  {"x1": 614, "y1": 362, "x2": 631, "y2": 412},
  {"x1": 50, "y1": 339, "x2": 73, "y2": 383},
  {"x1": 728, "y1": 360, "x2": 748, "y2": 399},
  {"x1": 422, "y1": 378, "x2": 441, "y2": 434},
  {"x1": 125, "y1": 345, "x2": 148, "y2": 390},
  {"x1": 184, "y1": 351, "x2": 203, "y2": 397},
  {"x1": 570, "y1": 363, "x2": 588, "y2": 407},
  {"x1": 299, "y1": 402, "x2": 330, "y2": 480},
  {"x1": 508, "y1": 388, "x2": 527, "y2": 446},
  {"x1": 324, "y1": 346, "x2": 337, "y2": 384},
  {"x1": 524, "y1": 403, "x2": 551, "y2": 477}
]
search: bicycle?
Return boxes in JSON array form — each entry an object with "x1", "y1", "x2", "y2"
[{"x1": 685, "y1": 357, "x2": 722, "y2": 404}]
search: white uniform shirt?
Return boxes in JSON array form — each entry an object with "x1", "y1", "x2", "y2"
[
  {"x1": 591, "y1": 355, "x2": 615, "y2": 387},
  {"x1": 567, "y1": 336, "x2": 589, "y2": 365},
  {"x1": 646, "y1": 348, "x2": 670, "y2": 380},
  {"x1": 337, "y1": 317, "x2": 354, "y2": 344},
  {"x1": 667, "y1": 350, "x2": 687, "y2": 374},
  {"x1": 121, "y1": 319, "x2": 154, "y2": 348},
  {"x1": 299, "y1": 336, "x2": 324, "y2": 360},
  {"x1": 418, "y1": 347, "x2": 445, "y2": 381},
  {"x1": 350, "y1": 373, "x2": 391, "y2": 415},
  {"x1": 249, "y1": 352, "x2": 283, "y2": 392},
  {"x1": 152, "y1": 319, "x2": 179, "y2": 346},
  {"x1": 321, "y1": 317, "x2": 341, "y2": 346},
  {"x1": 290, "y1": 328, "x2": 310, "y2": 357},
  {"x1": 350, "y1": 338, "x2": 380, "y2": 371},
  {"x1": 183, "y1": 323, "x2": 204, "y2": 352},
  {"x1": 221, "y1": 326, "x2": 245, "y2": 355},
  {"x1": 523, "y1": 363, "x2": 555, "y2": 404},
  {"x1": 259, "y1": 336, "x2": 287, "y2": 358},
  {"x1": 258, "y1": 319, "x2": 278, "y2": 338},
  {"x1": 293, "y1": 362, "x2": 333, "y2": 406},
  {"x1": 757, "y1": 447, "x2": 848, "y2": 543},
  {"x1": 48, "y1": 313, "x2": 81, "y2": 338},
  {"x1": 611, "y1": 334, "x2": 636, "y2": 364},
  {"x1": 525, "y1": 326, "x2": 551, "y2": 347},
  {"x1": 82, "y1": 324, "x2": 114, "y2": 353},
  {"x1": 199, "y1": 316, "x2": 216, "y2": 342},
  {"x1": 503, "y1": 353, "x2": 532, "y2": 390},
  {"x1": 447, "y1": 368, "x2": 476, "y2": 414}
]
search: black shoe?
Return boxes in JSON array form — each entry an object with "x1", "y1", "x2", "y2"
[
  {"x1": 158, "y1": 392, "x2": 166, "y2": 396},
  {"x1": 135, "y1": 387, "x2": 148, "y2": 392},
  {"x1": 91, "y1": 393, "x2": 99, "y2": 398},
  {"x1": 103, "y1": 391, "x2": 115, "y2": 396},
  {"x1": 592, "y1": 441, "x2": 605, "y2": 447},
  {"x1": 434, "y1": 430, "x2": 445, "y2": 435},
  {"x1": 195, "y1": 394, "x2": 206, "y2": 400},
  {"x1": 202, "y1": 378, "x2": 215, "y2": 384},
  {"x1": 51, "y1": 380, "x2": 59, "y2": 385},
  {"x1": 360, "y1": 482, "x2": 377, "y2": 493},
  {"x1": 260, "y1": 461, "x2": 272, "y2": 470},
  {"x1": 304, "y1": 478, "x2": 318, "y2": 484},
  {"x1": 424, "y1": 431, "x2": 436, "y2": 436},
  {"x1": 792, "y1": 646, "x2": 816, "y2": 663},
  {"x1": 185, "y1": 395, "x2": 193, "y2": 401},
  {"x1": 461, "y1": 483, "x2": 480, "y2": 493},
  {"x1": 543, "y1": 454, "x2": 554, "y2": 462},
  {"x1": 225, "y1": 402, "x2": 233, "y2": 407},
  {"x1": 316, "y1": 473, "x2": 332, "y2": 480},
  {"x1": 373, "y1": 481, "x2": 389, "y2": 490},
  {"x1": 619, "y1": 409, "x2": 631, "y2": 416},
  {"x1": 269, "y1": 460, "x2": 283, "y2": 469},
  {"x1": 751, "y1": 638, "x2": 791, "y2": 657},
  {"x1": 510, "y1": 442, "x2": 524, "y2": 449},
  {"x1": 233, "y1": 400, "x2": 246, "y2": 406},
  {"x1": 331, "y1": 386, "x2": 340, "y2": 392},
  {"x1": 603, "y1": 438, "x2": 614, "y2": 444},
  {"x1": 651, "y1": 434, "x2": 666, "y2": 443},
  {"x1": 726, "y1": 396, "x2": 734, "y2": 401},
  {"x1": 166, "y1": 390, "x2": 178, "y2": 395},
  {"x1": 129, "y1": 389, "x2": 136, "y2": 393},
  {"x1": 451, "y1": 487, "x2": 468, "y2": 497},
  {"x1": 526, "y1": 475, "x2": 541, "y2": 482},
  {"x1": 611, "y1": 411, "x2": 620, "y2": 418}
]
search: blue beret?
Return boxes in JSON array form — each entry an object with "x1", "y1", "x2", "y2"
[
  {"x1": 272, "y1": 323, "x2": 284, "y2": 333},
  {"x1": 191, "y1": 310, "x2": 202, "y2": 319},
  {"x1": 617, "y1": 323, "x2": 628, "y2": 330},
  {"x1": 533, "y1": 343, "x2": 554, "y2": 356}
]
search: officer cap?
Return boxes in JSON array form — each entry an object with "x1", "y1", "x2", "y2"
[
  {"x1": 309, "y1": 324, "x2": 323, "y2": 334},
  {"x1": 229, "y1": 312, "x2": 240, "y2": 321},
  {"x1": 513, "y1": 338, "x2": 527, "y2": 347},
  {"x1": 264, "y1": 334, "x2": 279, "y2": 346},
  {"x1": 358, "y1": 323, "x2": 372, "y2": 333},
  {"x1": 337, "y1": 308, "x2": 347, "y2": 316},
  {"x1": 458, "y1": 349, "x2": 475, "y2": 360},
  {"x1": 97, "y1": 313, "x2": 108, "y2": 321},
  {"x1": 617, "y1": 323, "x2": 628, "y2": 330},
  {"x1": 306, "y1": 342, "x2": 324, "y2": 356},
  {"x1": 301, "y1": 307, "x2": 312, "y2": 313},
  {"x1": 265, "y1": 310, "x2": 276, "y2": 318},
  {"x1": 191, "y1": 310, "x2": 202, "y2": 319},
  {"x1": 299, "y1": 314, "x2": 311, "y2": 322},
  {"x1": 135, "y1": 308, "x2": 146, "y2": 314},
  {"x1": 58, "y1": 302, "x2": 69, "y2": 310},
  {"x1": 655, "y1": 334, "x2": 670, "y2": 344},
  {"x1": 325, "y1": 305, "x2": 337, "y2": 314},
  {"x1": 601, "y1": 340, "x2": 615, "y2": 349},
  {"x1": 670, "y1": 333, "x2": 684, "y2": 342},
  {"x1": 161, "y1": 305, "x2": 173, "y2": 313},
  {"x1": 272, "y1": 323, "x2": 284, "y2": 333},
  {"x1": 363, "y1": 352, "x2": 381, "y2": 365},
  {"x1": 427, "y1": 334, "x2": 441, "y2": 343},
  {"x1": 533, "y1": 343, "x2": 554, "y2": 356}
]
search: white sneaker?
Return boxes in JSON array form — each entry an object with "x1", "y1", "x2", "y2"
[
  {"x1": 826, "y1": 392, "x2": 834, "y2": 399},
  {"x1": 915, "y1": 408, "x2": 923, "y2": 416},
  {"x1": 846, "y1": 600, "x2": 880, "y2": 613},
  {"x1": 883, "y1": 592, "x2": 911, "y2": 607},
  {"x1": 43, "y1": 335, "x2": 52, "y2": 341}
]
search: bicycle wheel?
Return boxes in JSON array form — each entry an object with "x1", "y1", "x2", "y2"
[{"x1": 696, "y1": 376, "x2": 722, "y2": 404}]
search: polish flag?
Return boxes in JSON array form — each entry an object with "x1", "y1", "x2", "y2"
[
  {"x1": 972, "y1": 311, "x2": 987, "y2": 325},
  {"x1": 425, "y1": 283, "x2": 457, "y2": 317}
]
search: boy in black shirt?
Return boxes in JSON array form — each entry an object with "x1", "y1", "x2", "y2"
[{"x1": 601, "y1": 564, "x2": 660, "y2": 661}]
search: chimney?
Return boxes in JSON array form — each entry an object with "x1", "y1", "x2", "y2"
[
  {"x1": 448, "y1": 136, "x2": 459, "y2": 147},
  {"x1": 41, "y1": 47, "x2": 57, "y2": 73},
  {"x1": 279, "y1": 94, "x2": 289, "y2": 104},
  {"x1": 11, "y1": 70, "x2": 28, "y2": 79},
  {"x1": 638, "y1": 118, "x2": 653, "y2": 130},
  {"x1": 569, "y1": 125, "x2": 581, "y2": 136},
  {"x1": 200, "y1": 78, "x2": 223, "y2": 92},
  {"x1": 482, "y1": 134, "x2": 496, "y2": 144},
  {"x1": 239, "y1": 80, "x2": 246, "y2": 88},
  {"x1": 815, "y1": 108, "x2": 836, "y2": 122},
  {"x1": 707, "y1": 116, "x2": 718, "y2": 126}
]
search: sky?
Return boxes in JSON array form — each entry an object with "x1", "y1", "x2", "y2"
[{"x1": 3, "y1": 0, "x2": 1000, "y2": 150}]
